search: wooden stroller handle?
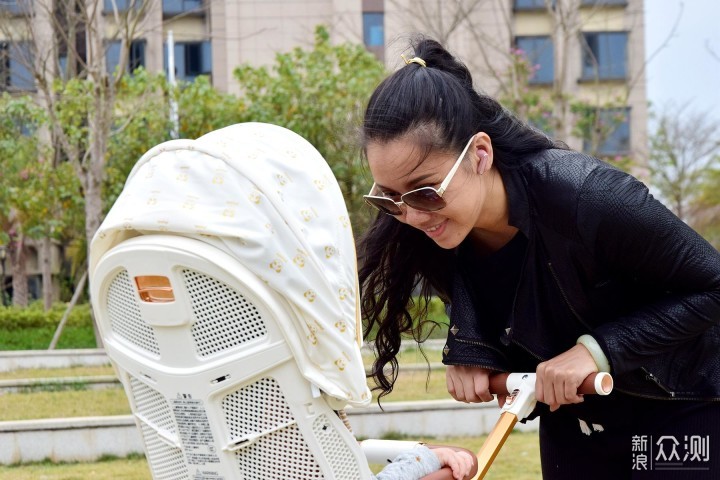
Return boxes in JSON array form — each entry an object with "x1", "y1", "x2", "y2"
[{"x1": 476, "y1": 371, "x2": 614, "y2": 479}]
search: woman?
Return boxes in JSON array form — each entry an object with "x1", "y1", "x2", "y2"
[{"x1": 358, "y1": 38, "x2": 720, "y2": 479}]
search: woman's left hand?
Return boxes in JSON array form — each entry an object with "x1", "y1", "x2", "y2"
[{"x1": 535, "y1": 344, "x2": 598, "y2": 412}]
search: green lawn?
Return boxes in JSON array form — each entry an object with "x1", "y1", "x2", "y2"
[
  {"x1": 0, "y1": 365, "x2": 116, "y2": 380},
  {"x1": 0, "y1": 348, "x2": 542, "y2": 477},
  {"x1": 0, "y1": 326, "x2": 97, "y2": 351},
  {"x1": 0, "y1": 365, "x2": 451, "y2": 420},
  {"x1": 0, "y1": 388, "x2": 131, "y2": 421},
  {"x1": 0, "y1": 433, "x2": 541, "y2": 480}
]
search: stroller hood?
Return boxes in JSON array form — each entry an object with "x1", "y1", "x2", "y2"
[{"x1": 90, "y1": 122, "x2": 371, "y2": 407}]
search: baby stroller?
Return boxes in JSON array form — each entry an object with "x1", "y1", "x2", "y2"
[{"x1": 89, "y1": 122, "x2": 478, "y2": 480}]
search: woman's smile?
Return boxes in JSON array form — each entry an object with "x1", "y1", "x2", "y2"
[{"x1": 422, "y1": 218, "x2": 448, "y2": 237}]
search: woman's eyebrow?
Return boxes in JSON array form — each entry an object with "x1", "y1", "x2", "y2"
[
  {"x1": 376, "y1": 172, "x2": 436, "y2": 192},
  {"x1": 407, "y1": 172, "x2": 436, "y2": 187}
]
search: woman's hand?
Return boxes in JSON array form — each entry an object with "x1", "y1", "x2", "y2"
[
  {"x1": 535, "y1": 343, "x2": 598, "y2": 412},
  {"x1": 446, "y1": 365, "x2": 494, "y2": 403}
]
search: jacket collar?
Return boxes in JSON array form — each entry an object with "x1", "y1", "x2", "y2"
[{"x1": 498, "y1": 160, "x2": 533, "y2": 237}]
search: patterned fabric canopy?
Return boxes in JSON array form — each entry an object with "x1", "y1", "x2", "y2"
[{"x1": 90, "y1": 123, "x2": 371, "y2": 407}]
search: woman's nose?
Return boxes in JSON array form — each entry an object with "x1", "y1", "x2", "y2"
[{"x1": 402, "y1": 206, "x2": 432, "y2": 227}]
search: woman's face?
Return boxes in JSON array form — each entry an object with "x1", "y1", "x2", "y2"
[{"x1": 366, "y1": 134, "x2": 495, "y2": 249}]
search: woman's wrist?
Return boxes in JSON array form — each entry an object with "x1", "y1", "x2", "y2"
[{"x1": 576, "y1": 334, "x2": 611, "y2": 373}]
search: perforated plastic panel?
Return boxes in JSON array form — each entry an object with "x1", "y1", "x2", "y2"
[
  {"x1": 313, "y1": 414, "x2": 362, "y2": 480},
  {"x1": 221, "y1": 377, "x2": 324, "y2": 479},
  {"x1": 140, "y1": 422, "x2": 190, "y2": 480},
  {"x1": 183, "y1": 269, "x2": 268, "y2": 357},
  {"x1": 130, "y1": 377, "x2": 176, "y2": 434},
  {"x1": 235, "y1": 423, "x2": 323, "y2": 479},
  {"x1": 222, "y1": 377, "x2": 293, "y2": 439},
  {"x1": 106, "y1": 270, "x2": 161, "y2": 356}
]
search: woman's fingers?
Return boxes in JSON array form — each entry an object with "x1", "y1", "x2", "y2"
[
  {"x1": 536, "y1": 344, "x2": 596, "y2": 411},
  {"x1": 446, "y1": 365, "x2": 493, "y2": 403}
]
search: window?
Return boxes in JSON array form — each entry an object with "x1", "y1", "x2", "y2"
[
  {"x1": 514, "y1": 0, "x2": 553, "y2": 10},
  {"x1": 583, "y1": 107, "x2": 630, "y2": 155},
  {"x1": 0, "y1": 42, "x2": 34, "y2": 91},
  {"x1": 103, "y1": 0, "x2": 142, "y2": 13},
  {"x1": 515, "y1": 36, "x2": 554, "y2": 84},
  {"x1": 164, "y1": 41, "x2": 211, "y2": 81},
  {"x1": 363, "y1": 12, "x2": 384, "y2": 47},
  {"x1": 581, "y1": 31, "x2": 627, "y2": 80},
  {"x1": 106, "y1": 40, "x2": 146, "y2": 74},
  {"x1": 581, "y1": 0, "x2": 627, "y2": 5},
  {"x1": 163, "y1": 0, "x2": 203, "y2": 16},
  {"x1": 0, "y1": 0, "x2": 33, "y2": 15}
]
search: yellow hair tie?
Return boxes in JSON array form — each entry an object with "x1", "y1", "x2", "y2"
[{"x1": 401, "y1": 54, "x2": 427, "y2": 68}]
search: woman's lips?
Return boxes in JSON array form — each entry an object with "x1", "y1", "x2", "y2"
[{"x1": 424, "y1": 219, "x2": 448, "y2": 238}]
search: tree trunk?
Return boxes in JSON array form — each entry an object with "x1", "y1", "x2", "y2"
[
  {"x1": 82, "y1": 147, "x2": 106, "y2": 348},
  {"x1": 49, "y1": 270, "x2": 88, "y2": 350},
  {"x1": 10, "y1": 237, "x2": 29, "y2": 307},
  {"x1": 41, "y1": 236, "x2": 53, "y2": 310}
]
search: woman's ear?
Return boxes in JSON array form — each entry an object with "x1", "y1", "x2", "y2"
[
  {"x1": 471, "y1": 132, "x2": 494, "y2": 175},
  {"x1": 477, "y1": 150, "x2": 490, "y2": 175}
]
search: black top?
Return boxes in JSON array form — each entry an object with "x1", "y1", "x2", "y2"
[
  {"x1": 458, "y1": 232, "x2": 537, "y2": 371},
  {"x1": 444, "y1": 148, "x2": 720, "y2": 400}
]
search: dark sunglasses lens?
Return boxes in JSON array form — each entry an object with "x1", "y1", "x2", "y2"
[
  {"x1": 403, "y1": 188, "x2": 446, "y2": 212},
  {"x1": 364, "y1": 197, "x2": 403, "y2": 215}
]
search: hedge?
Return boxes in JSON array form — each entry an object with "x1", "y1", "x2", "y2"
[{"x1": 0, "y1": 302, "x2": 93, "y2": 330}]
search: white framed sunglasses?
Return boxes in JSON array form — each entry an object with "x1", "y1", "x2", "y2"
[{"x1": 364, "y1": 135, "x2": 476, "y2": 216}]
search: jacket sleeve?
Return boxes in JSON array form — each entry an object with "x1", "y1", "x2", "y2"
[
  {"x1": 577, "y1": 167, "x2": 720, "y2": 376},
  {"x1": 373, "y1": 445, "x2": 441, "y2": 480},
  {"x1": 442, "y1": 273, "x2": 510, "y2": 371}
]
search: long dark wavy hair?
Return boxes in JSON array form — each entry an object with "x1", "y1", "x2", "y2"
[{"x1": 358, "y1": 37, "x2": 566, "y2": 400}]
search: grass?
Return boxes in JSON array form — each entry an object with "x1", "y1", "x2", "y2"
[
  {"x1": 0, "y1": 388, "x2": 131, "y2": 421},
  {"x1": 0, "y1": 346, "x2": 447, "y2": 419},
  {"x1": 0, "y1": 433, "x2": 540, "y2": 480},
  {"x1": 0, "y1": 326, "x2": 97, "y2": 351},
  {"x1": 0, "y1": 346, "x2": 542, "y2": 476},
  {"x1": 0, "y1": 454, "x2": 151, "y2": 480},
  {"x1": 372, "y1": 366, "x2": 451, "y2": 402},
  {"x1": 363, "y1": 346, "x2": 444, "y2": 366},
  {"x1": 0, "y1": 365, "x2": 115, "y2": 381},
  {"x1": 0, "y1": 366, "x2": 447, "y2": 420}
]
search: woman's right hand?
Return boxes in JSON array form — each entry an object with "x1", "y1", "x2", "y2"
[{"x1": 446, "y1": 365, "x2": 495, "y2": 403}]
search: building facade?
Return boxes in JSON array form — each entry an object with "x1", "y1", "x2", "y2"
[
  {"x1": 380, "y1": 0, "x2": 647, "y2": 162},
  {"x1": 0, "y1": 0, "x2": 646, "y2": 302},
  {"x1": 1, "y1": 0, "x2": 646, "y2": 158}
]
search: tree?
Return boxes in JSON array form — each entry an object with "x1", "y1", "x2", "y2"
[
  {"x1": 648, "y1": 105, "x2": 720, "y2": 228},
  {"x1": 234, "y1": 25, "x2": 387, "y2": 234},
  {"x1": 175, "y1": 75, "x2": 246, "y2": 140},
  {"x1": 104, "y1": 69, "x2": 174, "y2": 209},
  {"x1": 0, "y1": 94, "x2": 47, "y2": 306},
  {"x1": 693, "y1": 168, "x2": 720, "y2": 249},
  {"x1": 0, "y1": 0, "x2": 154, "y2": 268}
]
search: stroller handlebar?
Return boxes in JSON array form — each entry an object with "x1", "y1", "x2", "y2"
[{"x1": 488, "y1": 371, "x2": 614, "y2": 396}]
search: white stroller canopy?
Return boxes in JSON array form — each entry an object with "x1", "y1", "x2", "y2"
[{"x1": 90, "y1": 122, "x2": 371, "y2": 407}]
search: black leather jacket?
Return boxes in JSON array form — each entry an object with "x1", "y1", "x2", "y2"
[{"x1": 442, "y1": 149, "x2": 720, "y2": 400}]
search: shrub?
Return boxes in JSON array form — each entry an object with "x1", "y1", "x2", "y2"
[{"x1": 0, "y1": 302, "x2": 93, "y2": 330}]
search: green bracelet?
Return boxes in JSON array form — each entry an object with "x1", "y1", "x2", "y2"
[{"x1": 576, "y1": 334, "x2": 611, "y2": 373}]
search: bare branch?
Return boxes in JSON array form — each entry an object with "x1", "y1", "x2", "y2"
[
  {"x1": 626, "y1": 2, "x2": 683, "y2": 98},
  {"x1": 706, "y1": 38, "x2": 720, "y2": 63}
]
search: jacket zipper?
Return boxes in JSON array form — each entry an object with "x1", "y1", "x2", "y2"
[
  {"x1": 547, "y1": 261, "x2": 593, "y2": 331},
  {"x1": 455, "y1": 338, "x2": 509, "y2": 360},
  {"x1": 641, "y1": 367, "x2": 676, "y2": 398},
  {"x1": 510, "y1": 337, "x2": 545, "y2": 361},
  {"x1": 545, "y1": 263, "x2": 710, "y2": 401},
  {"x1": 443, "y1": 362, "x2": 509, "y2": 373}
]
